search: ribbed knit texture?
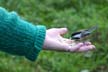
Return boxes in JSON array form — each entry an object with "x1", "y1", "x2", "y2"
[{"x1": 0, "y1": 7, "x2": 46, "y2": 61}]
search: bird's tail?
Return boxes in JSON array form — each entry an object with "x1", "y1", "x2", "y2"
[{"x1": 87, "y1": 24, "x2": 98, "y2": 33}]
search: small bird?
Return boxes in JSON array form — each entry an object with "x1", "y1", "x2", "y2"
[{"x1": 71, "y1": 25, "x2": 98, "y2": 42}]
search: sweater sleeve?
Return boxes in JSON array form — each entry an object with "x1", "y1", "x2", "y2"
[{"x1": 0, "y1": 7, "x2": 46, "y2": 61}]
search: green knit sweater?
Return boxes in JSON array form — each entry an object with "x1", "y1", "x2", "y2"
[{"x1": 0, "y1": 7, "x2": 46, "y2": 61}]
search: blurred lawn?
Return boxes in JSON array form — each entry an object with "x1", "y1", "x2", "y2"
[{"x1": 0, "y1": 0, "x2": 107, "y2": 72}]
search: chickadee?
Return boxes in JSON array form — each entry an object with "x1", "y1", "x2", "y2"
[{"x1": 71, "y1": 25, "x2": 98, "y2": 41}]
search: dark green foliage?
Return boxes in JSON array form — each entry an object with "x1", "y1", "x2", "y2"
[{"x1": 0, "y1": 0, "x2": 107, "y2": 72}]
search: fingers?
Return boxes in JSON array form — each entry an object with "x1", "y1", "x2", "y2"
[
  {"x1": 57, "y1": 28, "x2": 68, "y2": 35},
  {"x1": 77, "y1": 42, "x2": 95, "y2": 52},
  {"x1": 77, "y1": 45, "x2": 95, "y2": 52},
  {"x1": 63, "y1": 42, "x2": 95, "y2": 52},
  {"x1": 84, "y1": 42, "x2": 91, "y2": 45}
]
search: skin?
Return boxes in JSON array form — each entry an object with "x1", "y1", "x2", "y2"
[{"x1": 43, "y1": 28, "x2": 95, "y2": 52}]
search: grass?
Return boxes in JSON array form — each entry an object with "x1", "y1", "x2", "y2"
[{"x1": 0, "y1": 0, "x2": 107, "y2": 72}]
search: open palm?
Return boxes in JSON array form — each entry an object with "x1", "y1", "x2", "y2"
[{"x1": 43, "y1": 28, "x2": 95, "y2": 52}]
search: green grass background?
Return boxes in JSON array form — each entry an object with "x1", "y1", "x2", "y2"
[{"x1": 0, "y1": 0, "x2": 107, "y2": 72}]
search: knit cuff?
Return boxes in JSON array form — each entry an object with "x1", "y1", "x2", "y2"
[{"x1": 25, "y1": 25, "x2": 46, "y2": 61}]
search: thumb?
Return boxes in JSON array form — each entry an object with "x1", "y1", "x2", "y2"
[{"x1": 57, "y1": 28, "x2": 68, "y2": 35}]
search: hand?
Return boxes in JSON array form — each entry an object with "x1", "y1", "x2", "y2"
[{"x1": 43, "y1": 28, "x2": 95, "y2": 52}]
